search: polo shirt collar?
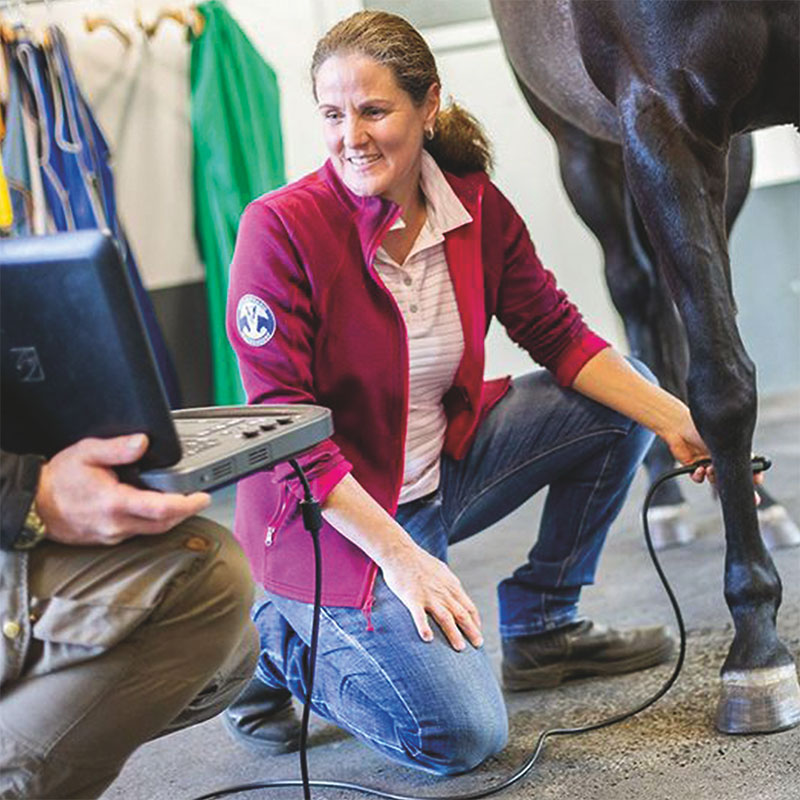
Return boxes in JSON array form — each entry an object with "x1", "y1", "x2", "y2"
[{"x1": 389, "y1": 151, "x2": 473, "y2": 232}]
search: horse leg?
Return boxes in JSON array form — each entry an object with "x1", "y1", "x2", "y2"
[
  {"x1": 725, "y1": 135, "x2": 800, "y2": 549},
  {"x1": 619, "y1": 190, "x2": 695, "y2": 545},
  {"x1": 618, "y1": 85, "x2": 800, "y2": 734},
  {"x1": 512, "y1": 75, "x2": 694, "y2": 546}
]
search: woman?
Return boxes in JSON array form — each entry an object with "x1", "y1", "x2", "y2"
[{"x1": 224, "y1": 10, "x2": 711, "y2": 774}]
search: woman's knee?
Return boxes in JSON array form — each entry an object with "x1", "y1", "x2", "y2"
[{"x1": 404, "y1": 696, "x2": 509, "y2": 775}]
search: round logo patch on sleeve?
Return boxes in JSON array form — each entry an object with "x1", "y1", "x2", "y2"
[{"x1": 236, "y1": 294, "x2": 277, "y2": 347}]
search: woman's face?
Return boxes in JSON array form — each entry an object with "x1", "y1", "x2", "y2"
[{"x1": 315, "y1": 52, "x2": 439, "y2": 208}]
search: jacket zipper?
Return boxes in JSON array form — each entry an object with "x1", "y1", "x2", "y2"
[
  {"x1": 366, "y1": 206, "x2": 409, "y2": 511},
  {"x1": 264, "y1": 483, "x2": 290, "y2": 547}
]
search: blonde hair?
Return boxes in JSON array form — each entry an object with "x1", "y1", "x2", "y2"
[{"x1": 311, "y1": 10, "x2": 493, "y2": 175}]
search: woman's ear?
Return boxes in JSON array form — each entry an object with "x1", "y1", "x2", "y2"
[{"x1": 424, "y1": 82, "x2": 441, "y2": 130}]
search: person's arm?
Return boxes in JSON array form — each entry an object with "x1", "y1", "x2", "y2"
[
  {"x1": 226, "y1": 200, "x2": 352, "y2": 505},
  {"x1": 32, "y1": 434, "x2": 210, "y2": 546},
  {"x1": 571, "y1": 347, "x2": 751, "y2": 486},
  {"x1": 322, "y1": 473, "x2": 483, "y2": 652}
]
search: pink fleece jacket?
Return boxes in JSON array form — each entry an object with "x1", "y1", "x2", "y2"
[{"x1": 226, "y1": 160, "x2": 609, "y2": 610}]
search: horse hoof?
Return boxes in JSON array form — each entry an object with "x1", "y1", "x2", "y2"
[
  {"x1": 716, "y1": 664, "x2": 800, "y2": 734},
  {"x1": 647, "y1": 503, "x2": 695, "y2": 550},
  {"x1": 758, "y1": 505, "x2": 800, "y2": 549}
]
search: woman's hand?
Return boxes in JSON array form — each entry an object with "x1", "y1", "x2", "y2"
[
  {"x1": 659, "y1": 408, "x2": 763, "y2": 495},
  {"x1": 380, "y1": 542, "x2": 483, "y2": 651},
  {"x1": 321, "y1": 474, "x2": 484, "y2": 651},
  {"x1": 659, "y1": 411, "x2": 713, "y2": 483}
]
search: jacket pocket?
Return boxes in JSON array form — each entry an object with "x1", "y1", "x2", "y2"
[{"x1": 264, "y1": 481, "x2": 292, "y2": 547}]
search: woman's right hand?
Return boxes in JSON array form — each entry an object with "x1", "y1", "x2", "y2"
[
  {"x1": 380, "y1": 543, "x2": 483, "y2": 651},
  {"x1": 320, "y1": 473, "x2": 483, "y2": 651}
]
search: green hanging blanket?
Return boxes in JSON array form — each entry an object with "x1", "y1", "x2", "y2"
[{"x1": 190, "y1": 1, "x2": 286, "y2": 404}]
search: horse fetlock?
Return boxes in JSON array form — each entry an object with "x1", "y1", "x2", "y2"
[
  {"x1": 723, "y1": 618, "x2": 792, "y2": 673},
  {"x1": 724, "y1": 561, "x2": 781, "y2": 615}
]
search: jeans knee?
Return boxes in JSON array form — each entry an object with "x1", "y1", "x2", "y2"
[{"x1": 408, "y1": 701, "x2": 508, "y2": 775}]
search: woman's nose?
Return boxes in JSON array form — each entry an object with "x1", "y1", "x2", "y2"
[{"x1": 343, "y1": 116, "x2": 366, "y2": 148}]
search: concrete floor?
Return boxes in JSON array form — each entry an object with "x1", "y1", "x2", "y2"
[{"x1": 102, "y1": 390, "x2": 800, "y2": 800}]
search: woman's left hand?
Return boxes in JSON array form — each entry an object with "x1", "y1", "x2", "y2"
[
  {"x1": 660, "y1": 413, "x2": 712, "y2": 483},
  {"x1": 570, "y1": 348, "x2": 762, "y2": 494},
  {"x1": 659, "y1": 409, "x2": 763, "y2": 493}
]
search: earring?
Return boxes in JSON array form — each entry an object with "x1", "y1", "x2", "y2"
[{"x1": 424, "y1": 126, "x2": 434, "y2": 141}]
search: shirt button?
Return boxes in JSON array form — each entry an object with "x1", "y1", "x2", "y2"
[
  {"x1": 403, "y1": 277, "x2": 412, "y2": 286},
  {"x1": 3, "y1": 620, "x2": 21, "y2": 639},
  {"x1": 409, "y1": 304, "x2": 418, "y2": 313}
]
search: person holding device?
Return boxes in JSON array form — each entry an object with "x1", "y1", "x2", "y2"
[
  {"x1": 223, "y1": 10, "x2": 721, "y2": 775},
  {"x1": 0, "y1": 435, "x2": 258, "y2": 800}
]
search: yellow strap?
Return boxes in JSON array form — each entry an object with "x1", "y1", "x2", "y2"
[{"x1": 0, "y1": 155, "x2": 13, "y2": 228}]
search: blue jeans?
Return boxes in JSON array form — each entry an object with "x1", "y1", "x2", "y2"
[{"x1": 252, "y1": 364, "x2": 655, "y2": 774}]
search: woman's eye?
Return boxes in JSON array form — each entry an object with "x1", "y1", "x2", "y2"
[{"x1": 324, "y1": 110, "x2": 342, "y2": 121}]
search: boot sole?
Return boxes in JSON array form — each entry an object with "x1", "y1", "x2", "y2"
[
  {"x1": 502, "y1": 639, "x2": 675, "y2": 691},
  {"x1": 222, "y1": 710, "x2": 301, "y2": 755}
]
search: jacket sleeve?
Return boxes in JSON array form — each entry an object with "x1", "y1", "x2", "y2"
[
  {"x1": 491, "y1": 184, "x2": 609, "y2": 385},
  {"x1": 226, "y1": 200, "x2": 352, "y2": 502},
  {"x1": 1, "y1": 451, "x2": 43, "y2": 551}
]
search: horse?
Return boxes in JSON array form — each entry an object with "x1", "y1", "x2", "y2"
[
  {"x1": 491, "y1": 0, "x2": 800, "y2": 735},
  {"x1": 508, "y1": 81, "x2": 800, "y2": 552}
]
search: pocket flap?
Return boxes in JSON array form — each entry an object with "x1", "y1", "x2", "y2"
[{"x1": 32, "y1": 595, "x2": 150, "y2": 648}]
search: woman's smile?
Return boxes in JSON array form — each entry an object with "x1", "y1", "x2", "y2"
[{"x1": 315, "y1": 52, "x2": 438, "y2": 209}]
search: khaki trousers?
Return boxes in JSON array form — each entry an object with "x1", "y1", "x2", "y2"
[{"x1": 0, "y1": 517, "x2": 258, "y2": 800}]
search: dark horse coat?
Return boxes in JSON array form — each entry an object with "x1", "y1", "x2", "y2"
[{"x1": 492, "y1": 0, "x2": 800, "y2": 734}]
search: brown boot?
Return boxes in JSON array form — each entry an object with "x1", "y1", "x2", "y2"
[{"x1": 501, "y1": 620, "x2": 674, "y2": 691}]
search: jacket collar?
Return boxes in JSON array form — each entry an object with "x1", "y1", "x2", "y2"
[
  {"x1": 320, "y1": 160, "x2": 399, "y2": 264},
  {"x1": 320, "y1": 157, "x2": 482, "y2": 264}
]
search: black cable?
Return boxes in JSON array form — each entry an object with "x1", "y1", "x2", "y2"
[
  {"x1": 190, "y1": 456, "x2": 771, "y2": 800},
  {"x1": 287, "y1": 459, "x2": 323, "y2": 800}
]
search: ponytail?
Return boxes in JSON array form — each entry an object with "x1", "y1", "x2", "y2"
[{"x1": 425, "y1": 101, "x2": 493, "y2": 176}]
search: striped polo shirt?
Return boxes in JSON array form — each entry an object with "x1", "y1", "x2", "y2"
[{"x1": 374, "y1": 152, "x2": 471, "y2": 504}]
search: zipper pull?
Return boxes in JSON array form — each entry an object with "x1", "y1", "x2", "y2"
[
  {"x1": 362, "y1": 594, "x2": 375, "y2": 632},
  {"x1": 265, "y1": 526, "x2": 275, "y2": 547}
]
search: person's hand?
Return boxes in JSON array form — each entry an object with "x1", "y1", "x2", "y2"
[
  {"x1": 659, "y1": 411, "x2": 712, "y2": 482},
  {"x1": 35, "y1": 434, "x2": 211, "y2": 546},
  {"x1": 380, "y1": 542, "x2": 483, "y2": 652},
  {"x1": 658, "y1": 407, "x2": 763, "y2": 495}
]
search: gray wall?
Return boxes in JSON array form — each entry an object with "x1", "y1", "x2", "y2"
[{"x1": 729, "y1": 181, "x2": 800, "y2": 396}]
